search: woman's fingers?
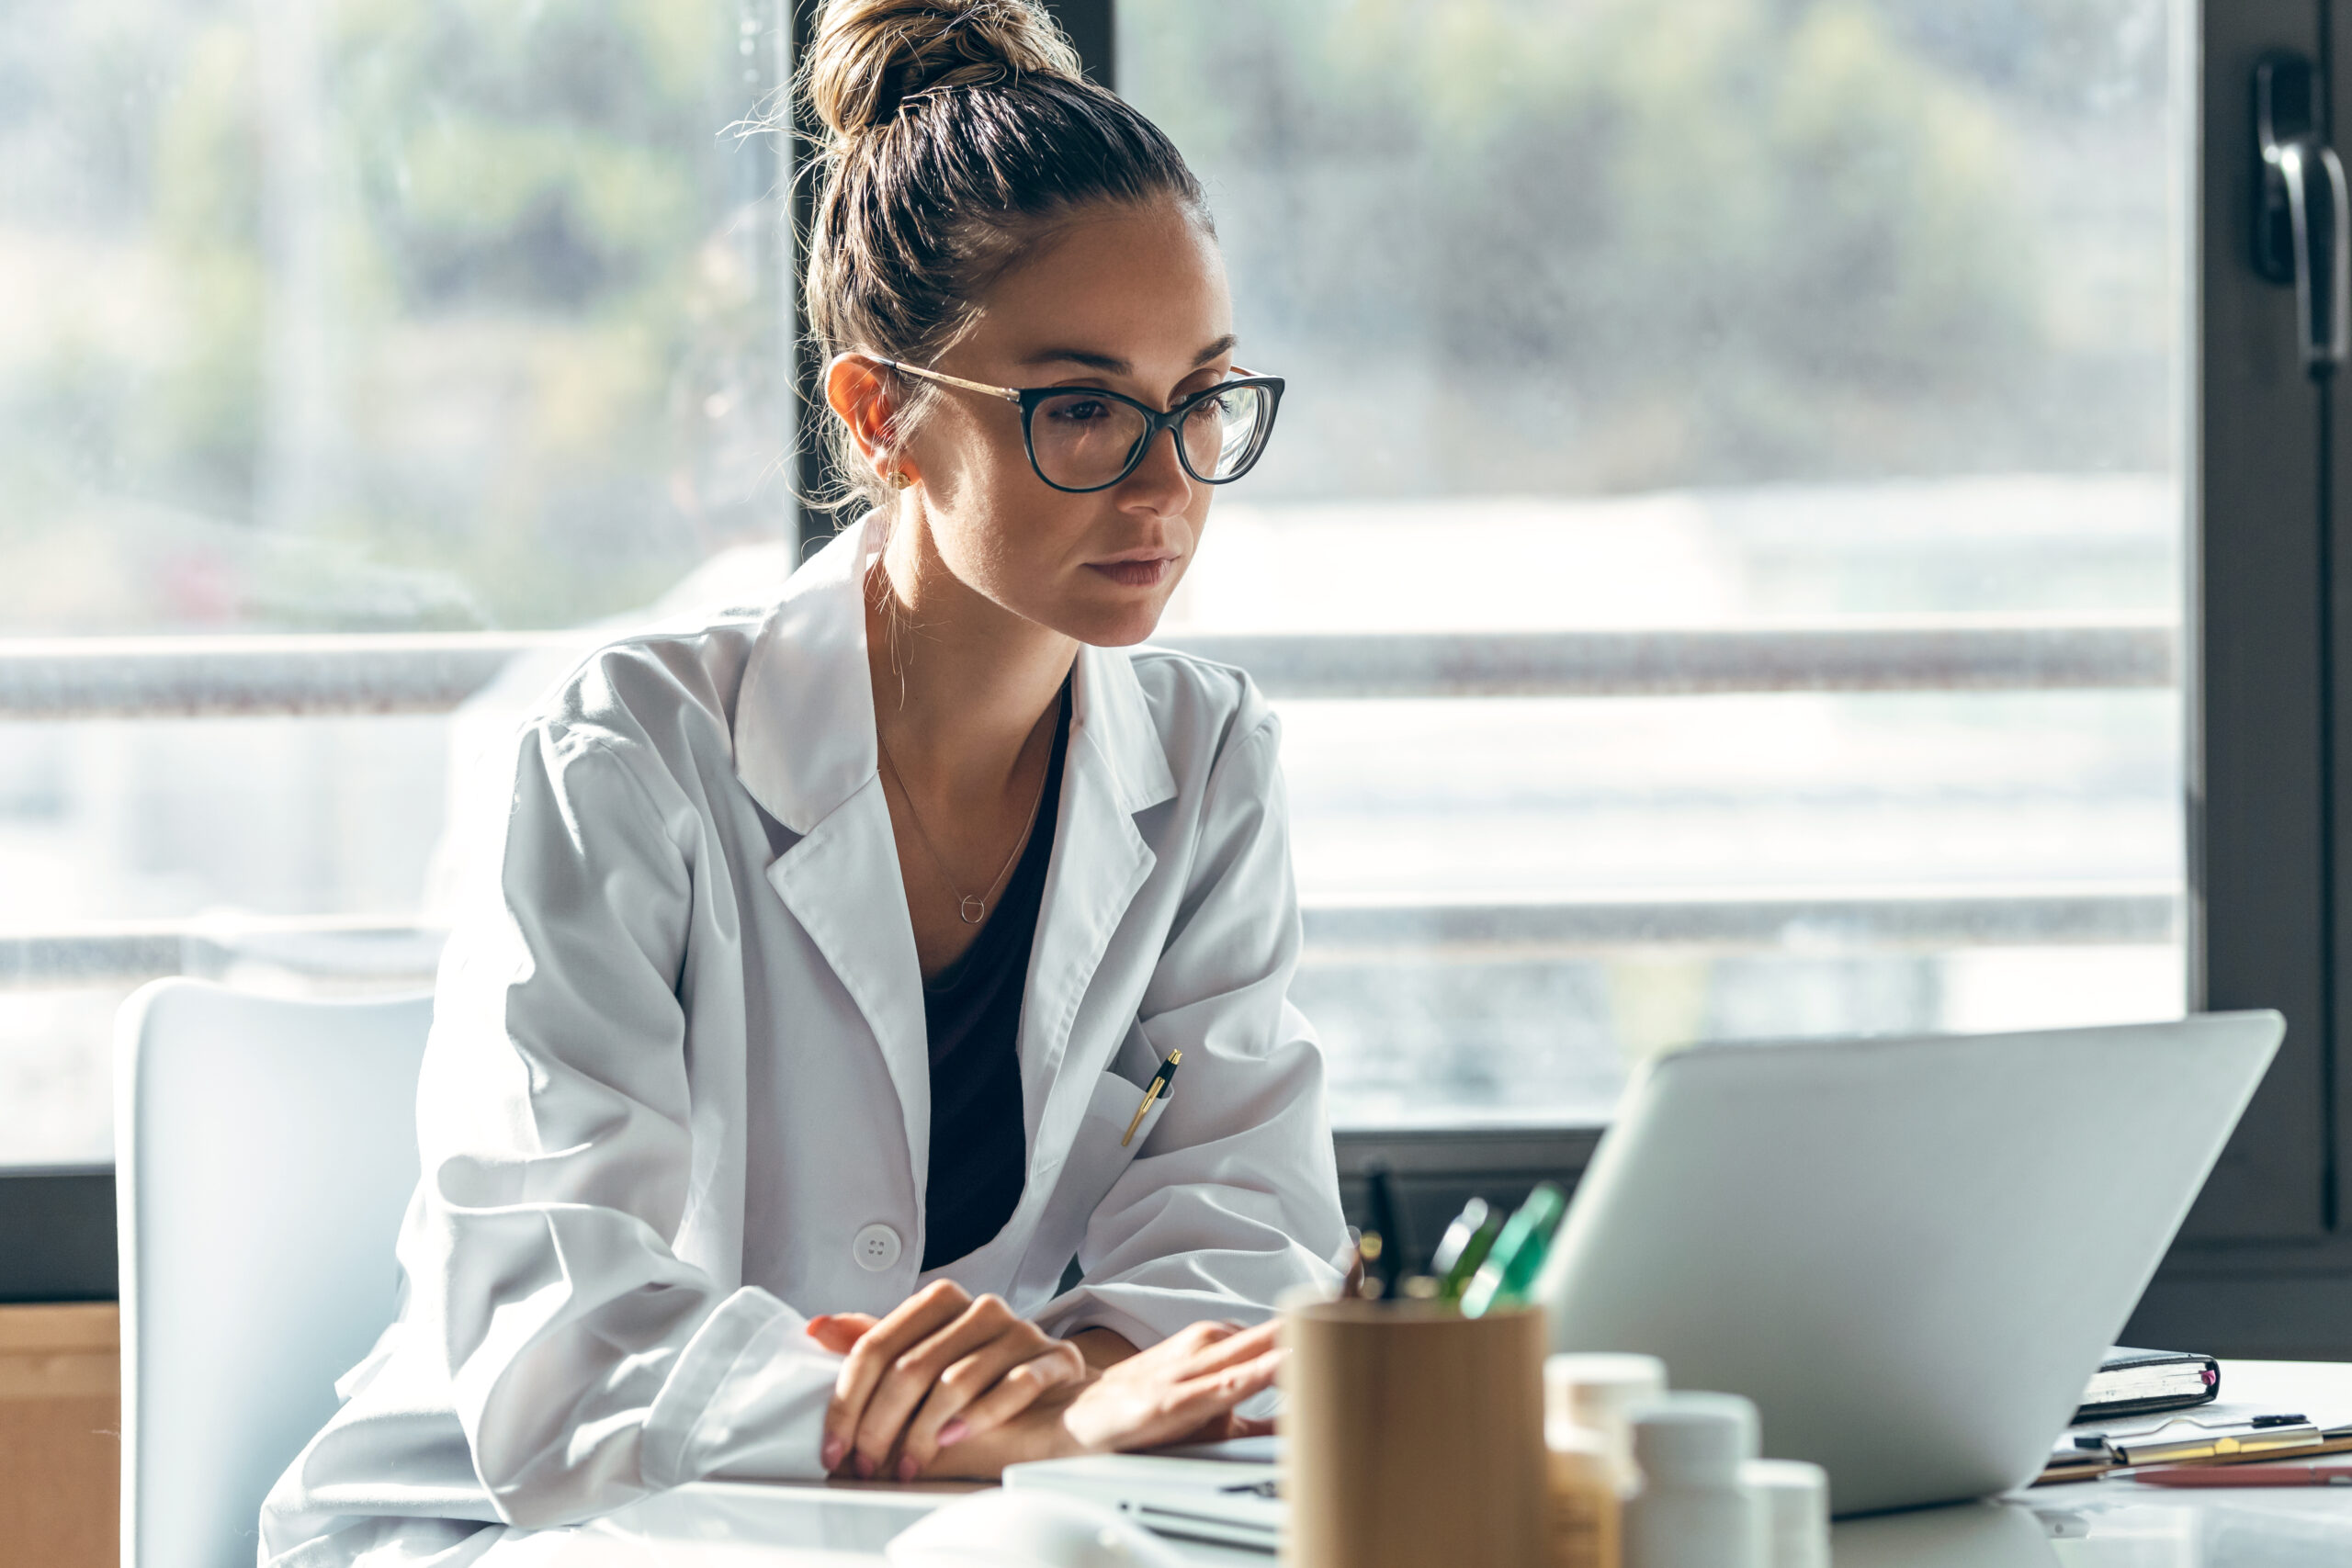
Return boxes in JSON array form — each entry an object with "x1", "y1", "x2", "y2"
[
  {"x1": 898, "y1": 1337, "x2": 1085, "y2": 1477},
  {"x1": 1120, "y1": 1318, "x2": 1235, "y2": 1374},
  {"x1": 1169, "y1": 1319, "x2": 1277, "y2": 1378},
  {"x1": 847, "y1": 1298, "x2": 1015, "y2": 1475},
  {"x1": 872, "y1": 1318, "x2": 1044, "y2": 1478},
  {"x1": 821, "y1": 1282, "x2": 971, "y2": 1473},
  {"x1": 848, "y1": 1294, "x2": 1040, "y2": 1479},
  {"x1": 806, "y1": 1313, "x2": 879, "y2": 1356},
  {"x1": 1142, "y1": 1345, "x2": 1285, "y2": 1445},
  {"x1": 1179, "y1": 1343, "x2": 1284, "y2": 1407},
  {"x1": 1059, "y1": 1326, "x2": 1287, "y2": 1457},
  {"x1": 1160, "y1": 1406, "x2": 1279, "y2": 1451}
]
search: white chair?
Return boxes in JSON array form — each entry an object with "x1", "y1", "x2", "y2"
[{"x1": 117, "y1": 978, "x2": 433, "y2": 1568}]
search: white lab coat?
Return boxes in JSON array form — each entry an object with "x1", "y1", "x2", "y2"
[{"x1": 256, "y1": 515, "x2": 1349, "y2": 1566}]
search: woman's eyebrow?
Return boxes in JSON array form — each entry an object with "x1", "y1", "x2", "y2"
[
  {"x1": 1023, "y1": 347, "x2": 1129, "y2": 373},
  {"x1": 1019, "y1": 334, "x2": 1240, "y2": 375}
]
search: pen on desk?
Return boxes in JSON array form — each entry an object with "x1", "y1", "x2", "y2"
[
  {"x1": 2132, "y1": 1463, "x2": 2352, "y2": 1487},
  {"x1": 2110, "y1": 1419, "x2": 2324, "y2": 1468},
  {"x1": 1120, "y1": 1049, "x2": 1182, "y2": 1147}
]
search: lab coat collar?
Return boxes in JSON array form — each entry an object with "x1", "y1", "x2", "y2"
[
  {"x1": 732, "y1": 519, "x2": 880, "y2": 836},
  {"x1": 1067, "y1": 636, "x2": 1179, "y2": 818},
  {"x1": 731, "y1": 513, "x2": 1178, "y2": 833},
  {"x1": 735, "y1": 513, "x2": 1180, "y2": 1213}
]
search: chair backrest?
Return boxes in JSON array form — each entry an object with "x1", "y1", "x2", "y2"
[{"x1": 117, "y1": 978, "x2": 432, "y2": 1568}]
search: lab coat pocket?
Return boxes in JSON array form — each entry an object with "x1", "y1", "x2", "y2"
[
  {"x1": 1067, "y1": 1066, "x2": 1173, "y2": 1210},
  {"x1": 1024, "y1": 1068, "x2": 1172, "y2": 1296}
]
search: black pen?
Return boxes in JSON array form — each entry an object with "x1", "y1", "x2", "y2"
[{"x1": 1121, "y1": 1050, "x2": 1183, "y2": 1146}]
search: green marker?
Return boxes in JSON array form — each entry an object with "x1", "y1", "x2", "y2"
[
  {"x1": 1432, "y1": 1199, "x2": 1503, "y2": 1301},
  {"x1": 1461, "y1": 1181, "x2": 1566, "y2": 1317}
]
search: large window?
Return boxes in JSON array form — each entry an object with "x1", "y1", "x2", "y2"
[
  {"x1": 1122, "y1": 0, "x2": 2184, "y2": 1124},
  {"x1": 1, "y1": 0, "x2": 2185, "y2": 1159}
]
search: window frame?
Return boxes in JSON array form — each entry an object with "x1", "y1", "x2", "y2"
[{"x1": 2122, "y1": 0, "x2": 2352, "y2": 1357}]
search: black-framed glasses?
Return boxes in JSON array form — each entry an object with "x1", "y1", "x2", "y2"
[{"x1": 873, "y1": 357, "x2": 1284, "y2": 493}]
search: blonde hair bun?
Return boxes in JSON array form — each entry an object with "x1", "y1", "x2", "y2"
[{"x1": 806, "y1": 0, "x2": 1086, "y2": 144}]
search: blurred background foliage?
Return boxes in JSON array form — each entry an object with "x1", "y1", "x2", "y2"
[
  {"x1": 1, "y1": 0, "x2": 786, "y2": 633},
  {"x1": 1124, "y1": 0, "x2": 2168, "y2": 498},
  {"x1": 0, "y1": 0, "x2": 2168, "y2": 631}
]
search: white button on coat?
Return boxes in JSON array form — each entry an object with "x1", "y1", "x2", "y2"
[
  {"x1": 854, "y1": 1224, "x2": 902, "y2": 1271},
  {"x1": 257, "y1": 514, "x2": 1350, "y2": 1565}
]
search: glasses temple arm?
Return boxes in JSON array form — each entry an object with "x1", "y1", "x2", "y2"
[{"x1": 874, "y1": 357, "x2": 1023, "y2": 404}]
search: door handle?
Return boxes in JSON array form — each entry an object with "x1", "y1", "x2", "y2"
[{"x1": 2256, "y1": 51, "x2": 2350, "y2": 378}]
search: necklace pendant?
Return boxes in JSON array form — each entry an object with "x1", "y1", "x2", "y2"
[{"x1": 958, "y1": 895, "x2": 987, "y2": 925}]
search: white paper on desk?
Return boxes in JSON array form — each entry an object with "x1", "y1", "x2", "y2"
[{"x1": 2070, "y1": 1397, "x2": 2352, "y2": 1439}]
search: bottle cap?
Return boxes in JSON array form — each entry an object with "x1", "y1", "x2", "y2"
[
  {"x1": 1544, "y1": 1352, "x2": 1668, "y2": 1427},
  {"x1": 1745, "y1": 1458, "x2": 1829, "y2": 1568},
  {"x1": 1628, "y1": 1391, "x2": 1758, "y2": 1483}
]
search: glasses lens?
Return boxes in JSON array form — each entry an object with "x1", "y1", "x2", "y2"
[
  {"x1": 1029, "y1": 392, "x2": 1150, "y2": 490},
  {"x1": 1181, "y1": 384, "x2": 1271, "y2": 481}
]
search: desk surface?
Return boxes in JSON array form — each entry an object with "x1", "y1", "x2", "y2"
[{"x1": 489, "y1": 1359, "x2": 2352, "y2": 1566}]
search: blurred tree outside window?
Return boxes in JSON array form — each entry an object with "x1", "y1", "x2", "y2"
[
  {"x1": 2, "y1": 0, "x2": 790, "y2": 636},
  {"x1": 1119, "y1": 0, "x2": 2185, "y2": 1124}
]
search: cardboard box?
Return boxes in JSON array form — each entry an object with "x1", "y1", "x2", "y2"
[{"x1": 0, "y1": 1303, "x2": 119, "y2": 1568}]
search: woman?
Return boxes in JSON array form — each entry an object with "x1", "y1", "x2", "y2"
[{"x1": 258, "y1": 1, "x2": 1348, "y2": 1561}]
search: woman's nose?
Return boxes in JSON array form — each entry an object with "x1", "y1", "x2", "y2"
[{"x1": 1119, "y1": 423, "x2": 1195, "y2": 514}]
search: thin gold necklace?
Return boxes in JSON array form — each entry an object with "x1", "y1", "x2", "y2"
[{"x1": 876, "y1": 723, "x2": 1053, "y2": 925}]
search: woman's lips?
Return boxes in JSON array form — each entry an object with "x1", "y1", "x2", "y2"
[{"x1": 1086, "y1": 557, "x2": 1174, "y2": 589}]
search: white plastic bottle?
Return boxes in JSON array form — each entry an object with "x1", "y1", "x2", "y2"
[
  {"x1": 1544, "y1": 1353, "x2": 1668, "y2": 1495},
  {"x1": 1622, "y1": 1393, "x2": 1763, "y2": 1568},
  {"x1": 1743, "y1": 1458, "x2": 1829, "y2": 1568}
]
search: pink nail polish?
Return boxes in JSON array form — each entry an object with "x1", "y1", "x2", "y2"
[
  {"x1": 820, "y1": 1436, "x2": 844, "y2": 1470},
  {"x1": 897, "y1": 1454, "x2": 919, "y2": 1482},
  {"x1": 938, "y1": 1419, "x2": 967, "y2": 1448},
  {"x1": 854, "y1": 1453, "x2": 876, "y2": 1480}
]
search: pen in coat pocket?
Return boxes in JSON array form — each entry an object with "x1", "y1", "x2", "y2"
[{"x1": 1121, "y1": 1049, "x2": 1183, "y2": 1147}]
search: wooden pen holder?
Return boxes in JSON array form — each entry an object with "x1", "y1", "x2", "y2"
[{"x1": 1279, "y1": 1298, "x2": 1548, "y2": 1568}]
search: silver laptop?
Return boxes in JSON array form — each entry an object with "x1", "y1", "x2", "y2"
[
  {"x1": 1012, "y1": 1014, "x2": 2281, "y2": 1536},
  {"x1": 1535, "y1": 1011, "x2": 2283, "y2": 1515}
]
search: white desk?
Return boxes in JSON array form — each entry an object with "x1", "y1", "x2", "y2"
[{"x1": 483, "y1": 1360, "x2": 2352, "y2": 1566}]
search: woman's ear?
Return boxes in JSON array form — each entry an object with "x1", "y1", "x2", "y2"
[{"x1": 824, "y1": 354, "x2": 916, "y2": 487}]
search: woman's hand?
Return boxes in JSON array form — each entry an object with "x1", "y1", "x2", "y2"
[
  {"x1": 920, "y1": 1318, "x2": 1287, "y2": 1481},
  {"x1": 810, "y1": 1281, "x2": 1087, "y2": 1481},
  {"x1": 1059, "y1": 1318, "x2": 1283, "y2": 1453}
]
